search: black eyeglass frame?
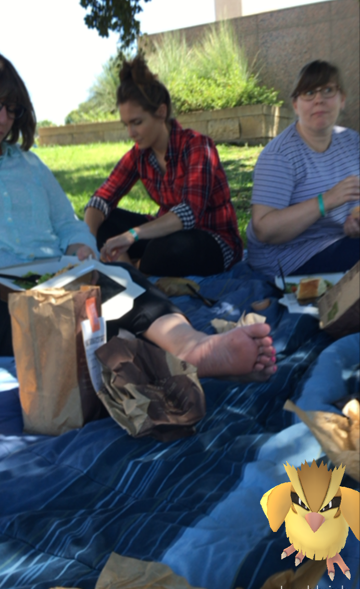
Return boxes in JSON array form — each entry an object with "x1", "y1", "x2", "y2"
[
  {"x1": 294, "y1": 84, "x2": 341, "y2": 101},
  {"x1": 0, "y1": 102, "x2": 26, "y2": 120}
]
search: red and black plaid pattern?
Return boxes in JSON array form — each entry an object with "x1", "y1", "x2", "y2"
[{"x1": 86, "y1": 119, "x2": 243, "y2": 267}]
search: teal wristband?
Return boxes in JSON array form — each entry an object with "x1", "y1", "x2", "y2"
[
  {"x1": 317, "y1": 193, "x2": 326, "y2": 217},
  {"x1": 128, "y1": 228, "x2": 139, "y2": 241}
]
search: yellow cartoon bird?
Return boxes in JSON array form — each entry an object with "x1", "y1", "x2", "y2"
[{"x1": 261, "y1": 460, "x2": 360, "y2": 582}]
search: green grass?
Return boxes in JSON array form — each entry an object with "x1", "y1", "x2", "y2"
[{"x1": 35, "y1": 142, "x2": 264, "y2": 245}]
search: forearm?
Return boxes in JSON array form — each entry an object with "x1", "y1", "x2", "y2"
[
  {"x1": 253, "y1": 174, "x2": 360, "y2": 244},
  {"x1": 253, "y1": 197, "x2": 323, "y2": 244},
  {"x1": 133, "y1": 211, "x2": 183, "y2": 240},
  {"x1": 84, "y1": 207, "x2": 105, "y2": 236}
]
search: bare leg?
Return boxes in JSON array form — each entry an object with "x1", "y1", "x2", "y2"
[
  {"x1": 144, "y1": 313, "x2": 277, "y2": 379},
  {"x1": 327, "y1": 553, "x2": 351, "y2": 581}
]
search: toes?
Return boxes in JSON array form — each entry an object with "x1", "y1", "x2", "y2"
[
  {"x1": 257, "y1": 344, "x2": 276, "y2": 357},
  {"x1": 258, "y1": 353, "x2": 276, "y2": 364},
  {"x1": 253, "y1": 363, "x2": 277, "y2": 377}
]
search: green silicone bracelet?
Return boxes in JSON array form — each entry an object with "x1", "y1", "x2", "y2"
[
  {"x1": 128, "y1": 228, "x2": 139, "y2": 241},
  {"x1": 317, "y1": 193, "x2": 326, "y2": 217}
]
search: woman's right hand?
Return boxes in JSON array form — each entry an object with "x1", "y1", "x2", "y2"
[
  {"x1": 100, "y1": 231, "x2": 136, "y2": 262},
  {"x1": 323, "y1": 175, "x2": 360, "y2": 211}
]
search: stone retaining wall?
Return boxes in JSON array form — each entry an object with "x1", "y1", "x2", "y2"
[{"x1": 38, "y1": 105, "x2": 292, "y2": 146}]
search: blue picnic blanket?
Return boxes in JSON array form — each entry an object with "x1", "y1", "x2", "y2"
[{"x1": 0, "y1": 261, "x2": 359, "y2": 589}]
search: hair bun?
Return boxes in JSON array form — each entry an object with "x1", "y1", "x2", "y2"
[{"x1": 119, "y1": 55, "x2": 156, "y2": 86}]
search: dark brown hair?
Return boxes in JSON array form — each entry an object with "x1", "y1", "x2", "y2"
[
  {"x1": 0, "y1": 54, "x2": 36, "y2": 150},
  {"x1": 117, "y1": 55, "x2": 172, "y2": 122},
  {"x1": 291, "y1": 60, "x2": 344, "y2": 99}
]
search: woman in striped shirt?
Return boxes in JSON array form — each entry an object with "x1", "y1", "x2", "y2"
[{"x1": 247, "y1": 60, "x2": 359, "y2": 279}]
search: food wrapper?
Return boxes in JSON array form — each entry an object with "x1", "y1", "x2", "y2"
[
  {"x1": 284, "y1": 399, "x2": 360, "y2": 481},
  {"x1": 211, "y1": 311, "x2": 266, "y2": 333}
]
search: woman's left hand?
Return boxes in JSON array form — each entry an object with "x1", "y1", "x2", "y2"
[
  {"x1": 66, "y1": 243, "x2": 97, "y2": 260},
  {"x1": 75, "y1": 245, "x2": 97, "y2": 260},
  {"x1": 344, "y1": 213, "x2": 360, "y2": 238},
  {"x1": 100, "y1": 232, "x2": 135, "y2": 262}
]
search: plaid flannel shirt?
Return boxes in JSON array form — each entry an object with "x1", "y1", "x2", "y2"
[{"x1": 86, "y1": 119, "x2": 243, "y2": 268}]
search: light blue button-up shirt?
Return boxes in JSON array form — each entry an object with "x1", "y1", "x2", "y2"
[{"x1": 0, "y1": 142, "x2": 98, "y2": 268}]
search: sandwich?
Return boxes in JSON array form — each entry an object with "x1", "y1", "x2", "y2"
[{"x1": 296, "y1": 277, "x2": 327, "y2": 300}]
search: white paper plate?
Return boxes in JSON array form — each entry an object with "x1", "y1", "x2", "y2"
[
  {"x1": 274, "y1": 272, "x2": 344, "y2": 291},
  {"x1": 275, "y1": 273, "x2": 345, "y2": 316},
  {"x1": 0, "y1": 257, "x2": 145, "y2": 321}
]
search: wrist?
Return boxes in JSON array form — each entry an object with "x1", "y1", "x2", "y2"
[
  {"x1": 128, "y1": 228, "x2": 139, "y2": 242},
  {"x1": 317, "y1": 193, "x2": 326, "y2": 218}
]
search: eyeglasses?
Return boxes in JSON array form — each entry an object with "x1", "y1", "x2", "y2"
[
  {"x1": 0, "y1": 102, "x2": 26, "y2": 120},
  {"x1": 298, "y1": 84, "x2": 340, "y2": 101}
]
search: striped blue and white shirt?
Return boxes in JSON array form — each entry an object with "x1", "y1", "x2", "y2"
[{"x1": 246, "y1": 122, "x2": 360, "y2": 278}]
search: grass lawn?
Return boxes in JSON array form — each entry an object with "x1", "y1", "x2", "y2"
[{"x1": 35, "y1": 142, "x2": 264, "y2": 245}]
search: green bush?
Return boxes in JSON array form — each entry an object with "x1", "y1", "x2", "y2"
[
  {"x1": 147, "y1": 22, "x2": 282, "y2": 113},
  {"x1": 65, "y1": 22, "x2": 282, "y2": 124}
]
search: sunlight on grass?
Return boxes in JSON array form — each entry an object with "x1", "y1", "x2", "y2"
[{"x1": 35, "y1": 141, "x2": 264, "y2": 244}]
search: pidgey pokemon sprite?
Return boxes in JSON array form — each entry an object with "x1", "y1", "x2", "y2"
[{"x1": 261, "y1": 460, "x2": 359, "y2": 582}]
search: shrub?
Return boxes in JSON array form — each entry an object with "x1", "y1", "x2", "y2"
[{"x1": 146, "y1": 22, "x2": 282, "y2": 113}]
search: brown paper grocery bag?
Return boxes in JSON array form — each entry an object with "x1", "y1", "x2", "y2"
[
  {"x1": 96, "y1": 336, "x2": 206, "y2": 442},
  {"x1": 8, "y1": 286, "x2": 106, "y2": 435}
]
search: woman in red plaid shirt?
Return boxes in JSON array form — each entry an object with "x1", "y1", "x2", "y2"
[{"x1": 85, "y1": 55, "x2": 243, "y2": 277}]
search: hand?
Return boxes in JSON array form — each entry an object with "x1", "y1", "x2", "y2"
[
  {"x1": 323, "y1": 176, "x2": 360, "y2": 211},
  {"x1": 100, "y1": 231, "x2": 136, "y2": 262},
  {"x1": 75, "y1": 245, "x2": 97, "y2": 260},
  {"x1": 344, "y1": 213, "x2": 360, "y2": 238}
]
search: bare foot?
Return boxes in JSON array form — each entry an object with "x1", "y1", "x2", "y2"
[
  {"x1": 327, "y1": 553, "x2": 351, "y2": 581},
  {"x1": 179, "y1": 323, "x2": 277, "y2": 379}
]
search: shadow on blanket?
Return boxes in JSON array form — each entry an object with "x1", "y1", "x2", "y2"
[{"x1": 0, "y1": 262, "x2": 359, "y2": 589}]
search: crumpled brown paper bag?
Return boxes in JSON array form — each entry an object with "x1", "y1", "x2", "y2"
[
  {"x1": 49, "y1": 552, "x2": 207, "y2": 589},
  {"x1": 236, "y1": 559, "x2": 327, "y2": 589},
  {"x1": 50, "y1": 553, "x2": 326, "y2": 589},
  {"x1": 211, "y1": 311, "x2": 266, "y2": 333},
  {"x1": 284, "y1": 399, "x2": 360, "y2": 481},
  {"x1": 96, "y1": 336, "x2": 206, "y2": 442}
]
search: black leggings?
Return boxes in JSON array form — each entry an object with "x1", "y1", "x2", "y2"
[
  {"x1": 97, "y1": 209, "x2": 225, "y2": 277},
  {"x1": 0, "y1": 264, "x2": 183, "y2": 357}
]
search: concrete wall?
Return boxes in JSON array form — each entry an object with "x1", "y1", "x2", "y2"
[
  {"x1": 38, "y1": 105, "x2": 292, "y2": 146},
  {"x1": 215, "y1": 0, "x2": 243, "y2": 19},
  {"x1": 148, "y1": 0, "x2": 359, "y2": 131}
]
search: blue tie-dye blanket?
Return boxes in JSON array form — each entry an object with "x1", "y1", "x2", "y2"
[{"x1": 0, "y1": 262, "x2": 359, "y2": 589}]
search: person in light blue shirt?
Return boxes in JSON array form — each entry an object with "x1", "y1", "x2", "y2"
[
  {"x1": 0, "y1": 53, "x2": 98, "y2": 354},
  {"x1": 0, "y1": 55, "x2": 97, "y2": 268}
]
